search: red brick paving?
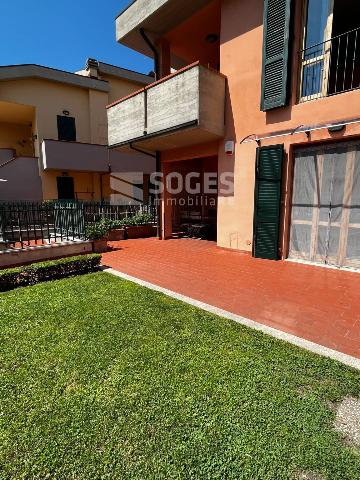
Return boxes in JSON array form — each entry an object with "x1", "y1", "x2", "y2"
[{"x1": 102, "y1": 238, "x2": 360, "y2": 359}]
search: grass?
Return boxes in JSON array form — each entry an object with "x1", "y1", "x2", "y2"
[{"x1": 0, "y1": 272, "x2": 359, "y2": 480}]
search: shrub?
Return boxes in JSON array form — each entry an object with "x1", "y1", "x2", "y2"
[
  {"x1": 83, "y1": 212, "x2": 154, "y2": 236},
  {"x1": 0, "y1": 267, "x2": 25, "y2": 291},
  {"x1": 105, "y1": 212, "x2": 154, "y2": 229},
  {"x1": 131, "y1": 212, "x2": 153, "y2": 226},
  {"x1": 0, "y1": 254, "x2": 101, "y2": 292},
  {"x1": 40, "y1": 199, "x2": 57, "y2": 207},
  {"x1": 102, "y1": 219, "x2": 124, "y2": 230},
  {"x1": 84, "y1": 221, "x2": 110, "y2": 241}
]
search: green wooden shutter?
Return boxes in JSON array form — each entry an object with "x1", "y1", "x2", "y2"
[
  {"x1": 253, "y1": 145, "x2": 284, "y2": 260},
  {"x1": 261, "y1": 0, "x2": 292, "y2": 111}
]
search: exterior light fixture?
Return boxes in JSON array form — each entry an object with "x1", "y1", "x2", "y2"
[
  {"x1": 205, "y1": 33, "x2": 219, "y2": 44},
  {"x1": 0, "y1": 179, "x2": 8, "y2": 182},
  {"x1": 63, "y1": 110, "x2": 70, "y2": 116},
  {"x1": 225, "y1": 140, "x2": 235, "y2": 156},
  {"x1": 328, "y1": 124, "x2": 345, "y2": 133}
]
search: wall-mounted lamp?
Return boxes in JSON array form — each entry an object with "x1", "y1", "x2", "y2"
[
  {"x1": 205, "y1": 33, "x2": 219, "y2": 44},
  {"x1": 225, "y1": 140, "x2": 235, "y2": 156},
  {"x1": 63, "y1": 110, "x2": 70, "y2": 116}
]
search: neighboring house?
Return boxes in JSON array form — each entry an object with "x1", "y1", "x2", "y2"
[
  {"x1": 108, "y1": 0, "x2": 360, "y2": 269},
  {"x1": 0, "y1": 59, "x2": 155, "y2": 203}
]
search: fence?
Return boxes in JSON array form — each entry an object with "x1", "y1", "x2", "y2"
[{"x1": 0, "y1": 201, "x2": 157, "y2": 249}]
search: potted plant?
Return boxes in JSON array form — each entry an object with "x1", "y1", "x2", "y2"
[
  {"x1": 124, "y1": 212, "x2": 156, "y2": 239},
  {"x1": 85, "y1": 221, "x2": 110, "y2": 253},
  {"x1": 106, "y1": 219, "x2": 126, "y2": 241}
]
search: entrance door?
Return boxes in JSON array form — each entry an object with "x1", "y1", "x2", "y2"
[
  {"x1": 57, "y1": 176, "x2": 75, "y2": 200},
  {"x1": 289, "y1": 142, "x2": 360, "y2": 268}
]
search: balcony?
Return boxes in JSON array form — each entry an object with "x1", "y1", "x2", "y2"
[
  {"x1": 300, "y1": 27, "x2": 360, "y2": 102},
  {"x1": 116, "y1": 0, "x2": 214, "y2": 56},
  {"x1": 41, "y1": 139, "x2": 155, "y2": 173},
  {"x1": 107, "y1": 63, "x2": 226, "y2": 151},
  {"x1": 41, "y1": 140, "x2": 112, "y2": 172}
]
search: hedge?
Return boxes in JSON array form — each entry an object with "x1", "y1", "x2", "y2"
[{"x1": 0, "y1": 254, "x2": 101, "y2": 292}]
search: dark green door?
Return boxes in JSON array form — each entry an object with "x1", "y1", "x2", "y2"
[
  {"x1": 253, "y1": 145, "x2": 284, "y2": 260},
  {"x1": 57, "y1": 176, "x2": 75, "y2": 200}
]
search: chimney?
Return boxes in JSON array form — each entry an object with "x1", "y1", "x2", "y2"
[{"x1": 86, "y1": 58, "x2": 99, "y2": 79}]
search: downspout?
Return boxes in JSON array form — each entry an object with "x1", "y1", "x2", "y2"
[
  {"x1": 138, "y1": 28, "x2": 162, "y2": 239},
  {"x1": 139, "y1": 28, "x2": 160, "y2": 80}
]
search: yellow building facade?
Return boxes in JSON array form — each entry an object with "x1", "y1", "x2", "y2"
[{"x1": 0, "y1": 59, "x2": 154, "y2": 202}]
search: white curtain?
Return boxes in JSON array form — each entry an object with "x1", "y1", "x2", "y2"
[{"x1": 289, "y1": 142, "x2": 360, "y2": 268}]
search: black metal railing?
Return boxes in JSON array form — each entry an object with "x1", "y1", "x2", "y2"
[
  {"x1": 0, "y1": 201, "x2": 157, "y2": 250},
  {"x1": 300, "y1": 26, "x2": 360, "y2": 101},
  {"x1": 81, "y1": 202, "x2": 156, "y2": 224}
]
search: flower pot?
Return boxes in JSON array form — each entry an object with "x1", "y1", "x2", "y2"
[
  {"x1": 126, "y1": 225, "x2": 157, "y2": 239},
  {"x1": 108, "y1": 228, "x2": 126, "y2": 241},
  {"x1": 92, "y1": 238, "x2": 108, "y2": 253}
]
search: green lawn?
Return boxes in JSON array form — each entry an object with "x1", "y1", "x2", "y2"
[{"x1": 0, "y1": 273, "x2": 359, "y2": 480}]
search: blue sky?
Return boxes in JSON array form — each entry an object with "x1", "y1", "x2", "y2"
[{"x1": 0, "y1": 0, "x2": 152, "y2": 74}]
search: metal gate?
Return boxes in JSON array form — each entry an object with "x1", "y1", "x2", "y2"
[{"x1": 289, "y1": 141, "x2": 360, "y2": 268}]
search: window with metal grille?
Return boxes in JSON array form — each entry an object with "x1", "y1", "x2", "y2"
[{"x1": 300, "y1": 0, "x2": 360, "y2": 101}]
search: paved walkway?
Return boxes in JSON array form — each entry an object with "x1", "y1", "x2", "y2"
[{"x1": 102, "y1": 238, "x2": 360, "y2": 359}]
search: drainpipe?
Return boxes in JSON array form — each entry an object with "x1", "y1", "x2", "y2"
[
  {"x1": 138, "y1": 29, "x2": 162, "y2": 239},
  {"x1": 139, "y1": 28, "x2": 160, "y2": 80}
]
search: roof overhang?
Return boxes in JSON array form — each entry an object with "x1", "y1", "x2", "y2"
[
  {"x1": 116, "y1": 0, "x2": 214, "y2": 57},
  {"x1": 0, "y1": 65, "x2": 110, "y2": 92},
  {"x1": 97, "y1": 62, "x2": 154, "y2": 85}
]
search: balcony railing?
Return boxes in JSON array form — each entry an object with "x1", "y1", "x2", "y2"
[
  {"x1": 300, "y1": 27, "x2": 360, "y2": 101},
  {"x1": 107, "y1": 62, "x2": 226, "y2": 151}
]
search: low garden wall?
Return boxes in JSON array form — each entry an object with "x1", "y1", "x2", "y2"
[{"x1": 0, "y1": 241, "x2": 92, "y2": 269}]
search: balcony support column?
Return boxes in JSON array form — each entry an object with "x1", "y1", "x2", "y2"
[
  {"x1": 156, "y1": 151, "x2": 163, "y2": 239},
  {"x1": 161, "y1": 161, "x2": 173, "y2": 239},
  {"x1": 156, "y1": 38, "x2": 171, "y2": 78},
  {"x1": 130, "y1": 143, "x2": 162, "y2": 239}
]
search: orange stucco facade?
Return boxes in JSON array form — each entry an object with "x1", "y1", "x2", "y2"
[{"x1": 153, "y1": 0, "x2": 360, "y2": 257}]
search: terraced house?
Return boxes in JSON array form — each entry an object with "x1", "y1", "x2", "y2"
[
  {"x1": 0, "y1": 59, "x2": 155, "y2": 203},
  {"x1": 108, "y1": 0, "x2": 360, "y2": 269}
]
